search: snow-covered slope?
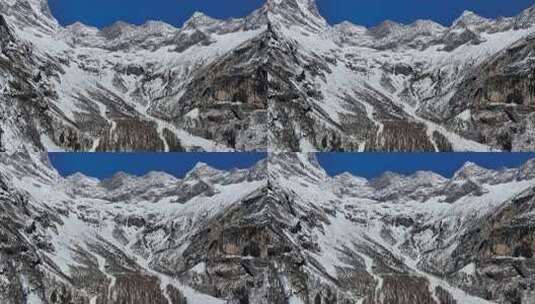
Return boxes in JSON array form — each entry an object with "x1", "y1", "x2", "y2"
[
  {"x1": 267, "y1": 1, "x2": 535, "y2": 151},
  {"x1": 3, "y1": 0, "x2": 535, "y2": 152},
  {"x1": 267, "y1": 153, "x2": 535, "y2": 303},
  {"x1": 0, "y1": 0, "x2": 267, "y2": 152},
  {"x1": 0, "y1": 148, "x2": 266, "y2": 303},
  {"x1": 1, "y1": 151, "x2": 534, "y2": 303}
]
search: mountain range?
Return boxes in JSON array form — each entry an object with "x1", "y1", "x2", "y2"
[
  {"x1": 1, "y1": 150, "x2": 535, "y2": 303},
  {"x1": 2, "y1": 0, "x2": 535, "y2": 151}
]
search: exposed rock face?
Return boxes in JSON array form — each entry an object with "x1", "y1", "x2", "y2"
[
  {"x1": 1, "y1": 151, "x2": 535, "y2": 303},
  {"x1": 447, "y1": 35, "x2": 535, "y2": 151},
  {"x1": 172, "y1": 31, "x2": 269, "y2": 150},
  {"x1": 0, "y1": 0, "x2": 268, "y2": 152},
  {"x1": 0, "y1": 149, "x2": 267, "y2": 304},
  {"x1": 3, "y1": 0, "x2": 535, "y2": 151},
  {"x1": 265, "y1": 0, "x2": 535, "y2": 151}
]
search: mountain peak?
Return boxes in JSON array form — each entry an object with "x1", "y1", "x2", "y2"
[
  {"x1": 0, "y1": 0, "x2": 58, "y2": 32},
  {"x1": 268, "y1": 153, "x2": 328, "y2": 182},
  {"x1": 409, "y1": 19, "x2": 446, "y2": 32},
  {"x1": 186, "y1": 162, "x2": 223, "y2": 179},
  {"x1": 518, "y1": 158, "x2": 535, "y2": 180},
  {"x1": 457, "y1": 161, "x2": 485, "y2": 172},
  {"x1": 65, "y1": 172, "x2": 100, "y2": 186},
  {"x1": 191, "y1": 11, "x2": 208, "y2": 19},
  {"x1": 140, "y1": 20, "x2": 176, "y2": 31},
  {"x1": 100, "y1": 21, "x2": 136, "y2": 39},
  {"x1": 266, "y1": 0, "x2": 319, "y2": 10},
  {"x1": 369, "y1": 171, "x2": 403, "y2": 187},
  {"x1": 333, "y1": 172, "x2": 368, "y2": 186},
  {"x1": 514, "y1": 4, "x2": 535, "y2": 29},
  {"x1": 369, "y1": 20, "x2": 405, "y2": 38},
  {"x1": 64, "y1": 21, "x2": 99, "y2": 36},
  {"x1": 452, "y1": 10, "x2": 491, "y2": 29},
  {"x1": 452, "y1": 162, "x2": 494, "y2": 182},
  {"x1": 182, "y1": 11, "x2": 219, "y2": 30},
  {"x1": 461, "y1": 10, "x2": 478, "y2": 18},
  {"x1": 98, "y1": 171, "x2": 137, "y2": 190},
  {"x1": 110, "y1": 171, "x2": 135, "y2": 181},
  {"x1": 107, "y1": 20, "x2": 135, "y2": 30},
  {"x1": 264, "y1": 0, "x2": 327, "y2": 32},
  {"x1": 334, "y1": 21, "x2": 367, "y2": 31},
  {"x1": 411, "y1": 170, "x2": 447, "y2": 182},
  {"x1": 143, "y1": 171, "x2": 178, "y2": 182}
]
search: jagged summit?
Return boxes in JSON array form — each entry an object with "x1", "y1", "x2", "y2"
[
  {"x1": 65, "y1": 18, "x2": 177, "y2": 34},
  {"x1": 191, "y1": 11, "x2": 211, "y2": 19},
  {"x1": 452, "y1": 161, "x2": 495, "y2": 181},
  {"x1": 325, "y1": 159, "x2": 535, "y2": 189},
  {"x1": 329, "y1": 5, "x2": 535, "y2": 43},
  {"x1": 143, "y1": 170, "x2": 178, "y2": 181},
  {"x1": 101, "y1": 171, "x2": 137, "y2": 189},
  {"x1": 515, "y1": 4, "x2": 535, "y2": 29},
  {"x1": 65, "y1": 171, "x2": 97, "y2": 182},
  {"x1": 368, "y1": 20, "x2": 405, "y2": 38},
  {"x1": 186, "y1": 162, "x2": 223, "y2": 178},
  {"x1": 182, "y1": 11, "x2": 220, "y2": 30},
  {"x1": 268, "y1": 153, "x2": 328, "y2": 182},
  {"x1": 64, "y1": 172, "x2": 101, "y2": 189},
  {"x1": 264, "y1": 0, "x2": 327, "y2": 31},
  {"x1": 332, "y1": 21, "x2": 367, "y2": 33},
  {"x1": 0, "y1": 0, "x2": 58, "y2": 32},
  {"x1": 451, "y1": 10, "x2": 493, "y2": 31},
  {"x1": 62, "y1": 21, "x2": 99, "y2": 37}
]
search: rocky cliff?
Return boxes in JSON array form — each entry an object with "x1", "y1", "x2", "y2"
[
  {"x1": 0, "y1": 0, "x2": 268, "y2": 152},
  {"x1": 266, "y1": 0, "x2": 535, "y2": 151}
]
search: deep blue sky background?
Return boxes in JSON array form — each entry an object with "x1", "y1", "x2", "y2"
[
  {"x1": 49, "y1": 153, "x2": 266, "y2": 179},
  {"x1": 317, "y1": 0, "x2": 535, "y2": 27},
  {"x1": 47, "y1": 0, "x2": 535, "y2": 28},
  {"x1": 49, "y1": 153, "x2": 535, "y2": 180},
  {"x1": 317, "y1": 153, "x2": 535, "y2": 179},
  {"x1": 47, "y1": 0, "x2": 264, "y2": 28}
]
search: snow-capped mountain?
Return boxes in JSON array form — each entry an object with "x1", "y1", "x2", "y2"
[
  {"x1": 0, "y1": 148, "x2": 267, "y2": 303},
  {"x1": 0, "y1": 0, "x2": 268, "y2": 152},
  {"x1": 266, "y1": 153, "x2": 535, "y2": 303},
  {"x1": 2, "y1": 0, "x2": 535, "y2": 152},
  {"x1": 1, "y1": 151, "x2": 534, "y2": 303},
  {"x1": 267, "y1": 0, "x2": 535, "y2": 151}
]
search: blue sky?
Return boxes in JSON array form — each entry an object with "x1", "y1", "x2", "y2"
[
  {"x1": 48, "y1": 0, "x2": 264, "y2": 28},
  {"x1": 316, "y1": 0, "x2": 535, "y2": 27},
  {"x1": 49, "y1": 153, "x2": 266, "y2": 179},
  {"x1": 48, "y1": 0, "x2": 535, "y2": 28},
  {"x1": 317, "y1": 153, "x2": 535, "y2": 178},
  {"x1": 49, "y1": 153, "x2": 535, "y2": 180}
]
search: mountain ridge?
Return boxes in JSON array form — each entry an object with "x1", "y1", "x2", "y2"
[
  {"x1": 2, "y1": 151, "x2": 535, "y2": 303},
  {"x1": 2, "y1": 0, "x2": 535, "y2": 152}
]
